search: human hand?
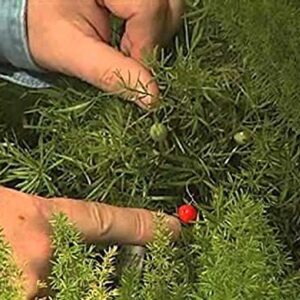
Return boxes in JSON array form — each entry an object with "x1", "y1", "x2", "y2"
[
  {"x1": 27, "y1": 0, "x2": 184, "y2": 109},
  {"x1": 0, "y1": 186, "x2": 181, "y2": 299}
]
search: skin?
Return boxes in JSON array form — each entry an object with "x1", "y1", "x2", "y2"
[
  {"x1": 28, "y1": 0, "x2": 185, "y2": 109},
  {"x1": 1, "y1": 0, "x2": 185, "y2": 298},
  {"x1": 0, "y1": 187, "x2": 181, "y2": 298}
]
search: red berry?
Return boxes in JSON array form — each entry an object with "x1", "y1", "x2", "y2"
[{"x1": 178, "y1": 204, "x2": 197, "y2": 224}]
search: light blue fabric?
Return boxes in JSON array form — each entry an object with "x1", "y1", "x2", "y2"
[{"x1": 0, "y1": 0, "x2": 53, "y2": 88}]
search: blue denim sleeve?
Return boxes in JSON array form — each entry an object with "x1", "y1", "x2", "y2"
[{"x1": 0, "y1": 0, "x2": 53, "y2": 88}]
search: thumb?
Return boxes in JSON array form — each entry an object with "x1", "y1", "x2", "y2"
[
  {"x1": 48, "y1": 198, "x2": 181, "y2": 245},
  {"x1": 56, "y1": 30, "x2": 160, "y2": 109}
]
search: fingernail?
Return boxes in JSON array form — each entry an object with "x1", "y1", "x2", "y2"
[
  {"x1": 166, "y1": 215, "x2": 182, "y2": 240},
  {"x1": 137, "y1": 95, "x2": 161, "y2": 110},
  {"x1": 148, "y1": 96, "x2": 161, "y2": 109}
]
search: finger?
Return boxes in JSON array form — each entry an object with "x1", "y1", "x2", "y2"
[
  {"x1": 24, "y1": 269, "x2": 39, "y2": 300},
  {"x1": 16, "y1": 237, "x2": 51, "y2": 299},
  {"x1": 74, "y1": 2, "x2": 112, "y2": 43},
  {"x1": 167, "y1": 0, "x2": 185, "y2": 36},
  {"x1": 24, "y1": 268, "x2": 49, "y2": 300},
  {"x1": 100, "y1": 0, "x2": 170, "y2": 60},
  {"x1": 120, "y1": 5, "x2": 169, "y2": 60},
  {"x1": 55, "y1": 26, "x2": 159, "y2": 109},
  {"x1": 4, "y1": 248, "x2": 40, "y2": 300},
  {"x1": 90, "y1": 6, "x2": 112, "y2": 43},
  {"x1": 48, "y1": 198, "x2": 181, "y2": 245}
]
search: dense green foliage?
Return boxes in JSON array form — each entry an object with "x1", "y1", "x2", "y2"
[
  {"x1": 1, "y1": 0, "x2": 300, "y2": 298},
  {"x1": 0, "y1": 231, "x2": 24, "y2": 299}
]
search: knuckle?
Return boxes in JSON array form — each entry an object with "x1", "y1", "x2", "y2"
[
  {"x1": 89, "y1": 203, "x2": 113, "y2": 238},
  {"x1": 33, "y1": 196, "x2": 51, "y2": 220},
  {"x1": 134, "y1": 210, "x2": 151, "y2": 243},
  {"x1": 98, "y1": 69, "x2": 117, "y2": 90}
]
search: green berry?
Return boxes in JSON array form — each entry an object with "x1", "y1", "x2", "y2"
[
  {"x1": 150, "y1": 123, "x2": 168, "y2": 142},
  {"x1": 234, "y1": 130, "x2": 252, "y2": 145}
]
